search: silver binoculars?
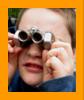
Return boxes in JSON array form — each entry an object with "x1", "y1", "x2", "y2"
[{"x1": 14, "y1": 27, "x2": 55, "y2": 50}]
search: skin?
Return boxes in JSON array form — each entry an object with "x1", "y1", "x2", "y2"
[{"x1": 8, "y1": 8, "x2": 74, "y2": 86}]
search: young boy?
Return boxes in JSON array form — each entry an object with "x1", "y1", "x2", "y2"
[{"x1": 8, "y1": 8, "x2": 76, "y2": 92}]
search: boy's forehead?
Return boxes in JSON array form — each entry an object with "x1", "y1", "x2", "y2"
[
  {"x1": 18, "y1": 8, "x2": 71, "y2": 43},
  {"x1": 18, "y1": 8, "x2": 65, "y2": 31}
]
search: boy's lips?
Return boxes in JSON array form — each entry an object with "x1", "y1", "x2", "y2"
[{"x1": 23, "y1": 62, "x2": 43, "y2": 73}]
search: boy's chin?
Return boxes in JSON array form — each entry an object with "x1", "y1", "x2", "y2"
[{"x1": 20, "y1": 73, "x2": 43, "y2": 86}]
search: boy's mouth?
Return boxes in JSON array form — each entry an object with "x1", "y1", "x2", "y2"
[{"x1": 23, "y1": 62, "x2": 43, "y2": 73}]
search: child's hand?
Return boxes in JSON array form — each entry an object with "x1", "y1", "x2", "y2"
[
  {"x1": 42, "y1": 41, "x2": 74, "y2": 82},
  {"x1": 8, "y1": 32, "x2": 22, "y2": 84}
]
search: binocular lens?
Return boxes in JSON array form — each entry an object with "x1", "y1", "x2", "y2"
[
  {"x1": 32, "y1": 32, "x2": 43, "y2": 43},
  {"x1": 19, "y1": 31, "x2": 28, "y2": 41},
  {"x1": 14, "y1": 27, "x2": 55, "y2": 50}
]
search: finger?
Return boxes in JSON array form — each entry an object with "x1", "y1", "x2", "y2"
[
  {"x1": 45, "y1": 56, "x2": 67, "y2": 78},
  {"x1": 8, "y1": 32, "x2": 22, "y2": 54},
  {"x1": 8, "y1": 39, "x2": 15, "y2": 47},
  {"x1": 8, "y1": 43, "x2": 14, "y2": 53},
  {"x1": 45, "y1": 56, "x2": 64, "y2": 70},
  {"x1": 47, "y1": 48, "x2": 68, "y2": 63},
  {"x1": 14, "y1": 46, "x2": 22, "y2": 54},
  {"x1": 8, "y1": 42, "x2": 22, "y2": 54},
  {"x1": 8, "y1": 39, "x2": 16, "y2": 53},
  {"x1": 51, "y1": 41, "x2": 73, "y2": 58},
  {"x1": 8, "y1": 32, "x2": 15, "y2": 40}
]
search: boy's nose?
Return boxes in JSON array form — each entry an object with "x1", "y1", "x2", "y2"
[{"x1": 26, "y1": 44, "x2": 42, "y2": 58}]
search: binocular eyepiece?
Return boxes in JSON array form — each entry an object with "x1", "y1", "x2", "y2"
[{"x1": 14, "y1": 27, "x2": 55, "y2": 50}]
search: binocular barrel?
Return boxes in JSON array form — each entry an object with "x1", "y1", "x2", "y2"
[
  {"x1": 14, "y1": 30, "x2": 30, "y2": 42},
  {"x1": 14, "y1": 28, "x2": 55, "y2": 50},
  {"x1": 32, "y1": 31, "x2": 43, "y2": 44},
  {"x1": 15, "y1": 29, "x2": 43, "y2": 44}
]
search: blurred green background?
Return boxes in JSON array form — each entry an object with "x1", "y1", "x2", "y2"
[{"x1": 8, "y1": 8, "x2": 22, "y2": 18}]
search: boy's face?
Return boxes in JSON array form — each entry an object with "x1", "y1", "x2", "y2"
[{"x1": 18, "y1": 8, "x2": 72, "y2": 86}]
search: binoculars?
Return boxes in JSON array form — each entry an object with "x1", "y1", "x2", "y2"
[{"x1": 14, "y1": 27, "x2": 55, "y2": 50}]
